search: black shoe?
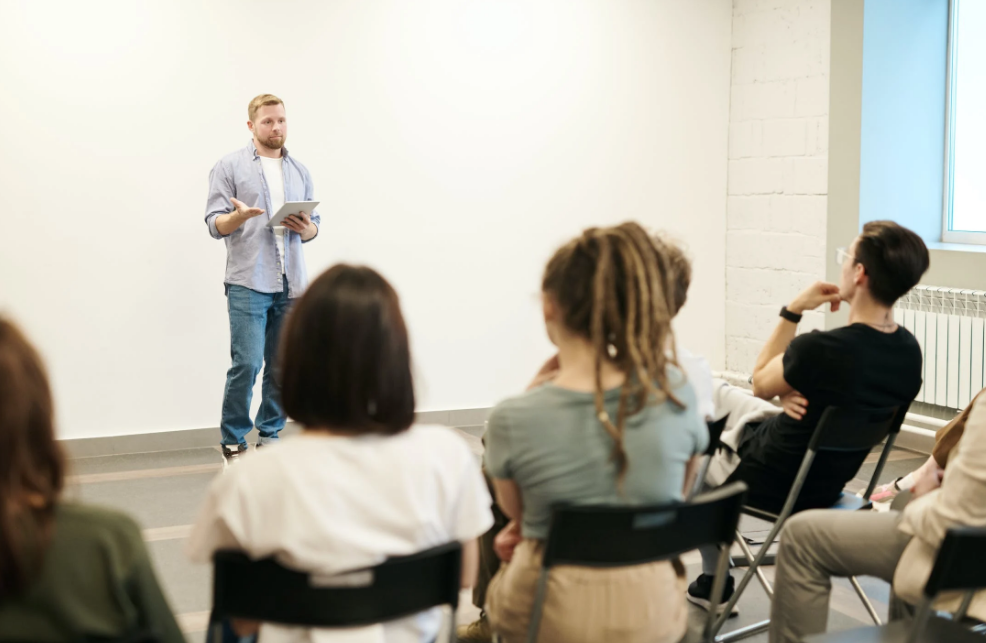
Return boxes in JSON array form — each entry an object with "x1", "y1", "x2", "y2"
[
  {"x1": 221, "y1": 444, "x2": 247, "y2": 469},
  {"x1": 686, "y1": 573, "x2": 739, "y2": 616}
]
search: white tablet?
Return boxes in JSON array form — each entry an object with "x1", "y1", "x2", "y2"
[{"x1": 266, "y1": 201, "x2": 320, "y2": 228}]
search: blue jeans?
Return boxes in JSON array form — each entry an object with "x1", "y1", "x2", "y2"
[{"x1": 220, "y1": 280, "x2": 292, "y2": 447}]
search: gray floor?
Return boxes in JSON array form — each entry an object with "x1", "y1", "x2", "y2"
[{"x1": 64, "y1": 431, "x2": 925, "y2": 643}]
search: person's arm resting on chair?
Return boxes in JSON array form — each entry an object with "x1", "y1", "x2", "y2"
[{"x1": 751, "y1": 282, "x2": 842, "y2": 400}]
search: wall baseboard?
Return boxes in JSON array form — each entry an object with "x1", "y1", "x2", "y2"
[
  {"x1": 59, "y1": 398, "x2": 939, "y2": 461},
  {"x1": 60, "y1": 408, "x2": 493, "y2": 460},
  {"x1": 895, "y1": 425, "x2": 935, "y2": 456}
]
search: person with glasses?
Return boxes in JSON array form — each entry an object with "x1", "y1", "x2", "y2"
[{"x1": 685, "y1": 220, "x2": 930, "y2": 614}]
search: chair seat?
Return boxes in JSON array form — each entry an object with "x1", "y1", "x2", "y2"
[
  {"x1": 742, "y1": 505, "x2": 780, "y2": 522},
  {"x1": 802, "y1": 617, "x2": 984, "y2": 643},
  {"x1": 830, "y1": 493, "x2": 870, "y2": 512},
  {"x1": 742, "y1": 492, "x2": 871, "y2": 525}
]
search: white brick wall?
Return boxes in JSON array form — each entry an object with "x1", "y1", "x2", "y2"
[{"x1": 726, "y1": 0, "x2": 831, "y2": 373}]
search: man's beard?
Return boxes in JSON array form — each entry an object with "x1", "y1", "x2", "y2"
[{"x1": 260, "y1": 134, "x2": 285, "y2": 150}]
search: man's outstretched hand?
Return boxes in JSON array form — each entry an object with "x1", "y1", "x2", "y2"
[{"x1": 230, "y1": 197, "x2": 264, "y2": 221}]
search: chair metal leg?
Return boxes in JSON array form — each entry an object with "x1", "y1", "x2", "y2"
[
  {"x1": 713, "y1": 536, "x2": 773, "y2": 642},
  {"x1": 731, "y1": 553, "x2": 776, "y2": 567},
  {"x1": 711, "y1": 521, "x2": 785, "y2": 638},
  {"x1": 849, "y1": 576, "x2": 882, "y2": 625},
  {"x1": 703, "y1": 545, "x2": 732, "y2": 643},
  {"x1": 732, "y1": 534, "x2": 778, "y2": 567},
  {"x1": 715, "y1": 620, "x2": 771, "y2": 643},
  {"x1": 449, "y1": 606, "x2": 458, "y2": 643},
  {"x1": 734, "y1": 533, "x2": 773, "y2": 598},
  {"x1": 906, "y1": 598, "x2": 934, "y2": 643},
  {"x1": 525, "y1": 569, "x2": 550, "y2": 643},
  {"x1": 711, "y1": 449, "x2": 818, "y2": 638},
  {"x1": 862, "y1": 431, "x2": 898, "y2": 501},
  {"x1": 955, "y1": 590, "x2": 975, "y2": 621}
]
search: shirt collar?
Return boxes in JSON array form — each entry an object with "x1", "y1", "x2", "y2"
[{"x1": 248, "y1": 139, "x2": 289, "y2": 160}]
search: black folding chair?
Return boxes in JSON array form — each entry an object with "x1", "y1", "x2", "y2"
[
  {"x1": 712, "y1": 406, "x2": 906, "y2": 642},
  {"x1": 210, "y1": 542, "x2": 462, "y2": 643},
  {"x1": 521, "y1": 482, "x2": 748, "y2": 643},
  {"x1": 803, "y1": 527, "x2": 986, "y2": 643},
  {"x1": 689, "y1": 415, "x2": 730, "y2": 499}
]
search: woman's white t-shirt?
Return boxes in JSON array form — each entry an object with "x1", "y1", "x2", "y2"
[{"x1": 186, "y1": 425, "x2": 494, "y2": 643}]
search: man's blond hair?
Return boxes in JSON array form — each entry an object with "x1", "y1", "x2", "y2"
[{"x1": 248, "y1": 94, "x2": 284, "y2": 122}]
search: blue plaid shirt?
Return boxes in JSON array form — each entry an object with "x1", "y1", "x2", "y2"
[{"x1": 205, "y1": 141, "x2": 320, "y2": 298}]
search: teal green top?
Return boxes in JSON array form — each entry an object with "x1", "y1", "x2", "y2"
[
  {"x1": 0, "y1": 503, "x2": 184, "y2": 643},
  {"x1": 484, "y1": 369, "x2": 708, "y2": 539}
]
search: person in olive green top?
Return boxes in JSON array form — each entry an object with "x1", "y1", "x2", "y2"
[{"x1": 0, "y1": 318, "x2": 184, "y2": 643}]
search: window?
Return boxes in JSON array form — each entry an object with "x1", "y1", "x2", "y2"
[{"x1": 944, "y1": 0, "x2": 986, "y2": 243}]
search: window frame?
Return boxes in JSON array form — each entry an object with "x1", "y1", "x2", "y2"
[{"x1": 942, "y1": 0, "x2": 986, "y2": 245}]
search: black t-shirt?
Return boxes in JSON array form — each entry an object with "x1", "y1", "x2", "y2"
[{"x1": 727, "y1": 324, "x2": 923, "y2": 514}]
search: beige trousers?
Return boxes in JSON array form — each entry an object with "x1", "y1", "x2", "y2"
[
  {"x1": 486, "y1": 539, "x2": 688, "y2": 643},
  {"x1": 769, "y1": 510, "x2": 914, "y2": 643}
]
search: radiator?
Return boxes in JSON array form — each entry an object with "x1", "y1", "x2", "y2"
[{"x1": 894, "y1": 285, "x2": 986, "y2": 410}]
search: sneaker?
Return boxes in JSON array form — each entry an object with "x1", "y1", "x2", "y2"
[
  {"x1": 456, "y1": 613, "x2": 492, "y2": 643},
  {"x1": 221, "y1": 444, "x2": 247, "y2": 470},
  {"x1": 866, "y1": 477, "x2": 904, "y2": 504},
  {"x1": 686, "y1": 573, "x2": 739, "y2": 616}
]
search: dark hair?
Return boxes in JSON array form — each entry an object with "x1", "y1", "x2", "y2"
[
  {"x1": 854, "y1": 221, "x2": 929, "y2": 306},
  {"x1": 653, "y1": 235, "x2": 691, "y2": 317},
  {"x1": 542, "y1": 222, "x2": 681, "y2": 486},
  {"x1": 279, "y1": 265, "x2": 415, "y2": 435},
  {"x1": 0, "y1": 318, "x2": 65, "y2": 601}
]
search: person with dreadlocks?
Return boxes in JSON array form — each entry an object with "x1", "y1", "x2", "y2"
[{"x1": 479, "y1": 222, "x2": 709, "y2": 643}]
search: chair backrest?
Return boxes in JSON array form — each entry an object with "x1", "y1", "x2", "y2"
[
  {"x1": 212, "y1": 542, "x2": 461, "y2": 628},
  {"x1": 541, "y1": 482, "x2": 747, "y2": 569},
  {"x1": 808, "y1": 405, "x2": 904, "y2": 452},
  {"x1": 923, "y1": 527, "x2": 986, "y2": 597}
]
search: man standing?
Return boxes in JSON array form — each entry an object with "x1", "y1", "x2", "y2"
[{"x1": 205, "y1": 94, "x2": 320, "y2": 466}]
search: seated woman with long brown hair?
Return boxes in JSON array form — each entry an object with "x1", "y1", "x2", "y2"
[
  {"x1": 0, "y1": 318, "x2": 184, "y2": 643},
  {"x1": 484, "y1": 223, "x2": 709, "y2": 643},
  {"x1": 187, "y1": 264, "x2": 494, "y2": 643}
]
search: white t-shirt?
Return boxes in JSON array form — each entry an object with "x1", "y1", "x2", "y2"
[
  {"x1": 186, "y1": 425, "x2": 493, "y2": 643},
  {"x1": 260, "y1": 155, "x2": 287, "y2": 275},
  {"x1": 676, "y1": 341, "x2": 715, "y2": 421}
]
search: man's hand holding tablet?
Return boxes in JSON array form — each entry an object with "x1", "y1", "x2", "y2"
[
  {"x1": 281, "y1": 210, "x2": 311, "y2": 234},
  {"x1": 266, "y1": 201, "x2": 320, "y2": 241}
]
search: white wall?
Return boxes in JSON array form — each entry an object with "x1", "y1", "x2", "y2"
[
  {"x1": 0, "y1": 0, "x2": 731, "y2": 439},
  {"x1": 725, "y1": 0, "x2": 831, "y2": 373}
]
